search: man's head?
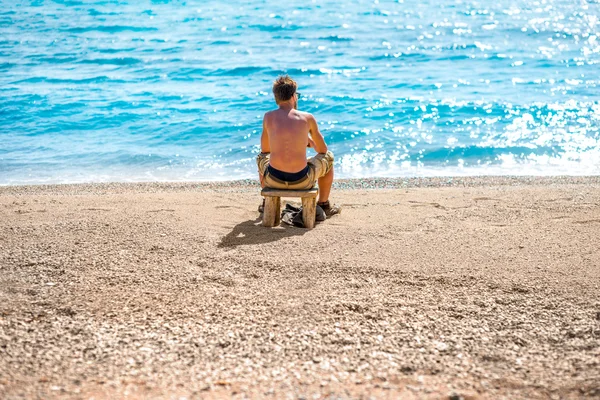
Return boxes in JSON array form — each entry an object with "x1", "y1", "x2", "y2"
[{"x1": 272, "y1": 75, "x2": 298, "y2": 107}]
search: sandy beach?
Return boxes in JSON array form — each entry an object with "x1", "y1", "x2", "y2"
[{"x1": 0, "y1": 176, "x2": 599, "y2": 399}]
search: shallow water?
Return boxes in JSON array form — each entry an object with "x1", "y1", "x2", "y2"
[{"x1": 1, "y1": 0, "x2": 599, "y2": 184}]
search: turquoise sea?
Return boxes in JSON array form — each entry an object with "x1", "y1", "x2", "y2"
[{"x1": 1, "y1": 0, "x2": 599, "y2": 185}]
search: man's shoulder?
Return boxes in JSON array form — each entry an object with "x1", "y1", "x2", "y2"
[{"x1": 295, "y1": 110, "x2": 315, "y2": 120}]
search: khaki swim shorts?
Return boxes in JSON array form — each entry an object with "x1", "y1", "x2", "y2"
[{"x1": 256, "y1": 151, "x2": 334, "y2": 190}]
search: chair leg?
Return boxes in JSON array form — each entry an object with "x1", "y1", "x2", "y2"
[
  {"x1": 302, "y1": 197, "x2": 316, "y2": 229},
  {"x1": 263, "y1": 196, "x2": 281, "y2": 227},
  {"x1": 274, "y1": 197, "x2": 281, "y2": 226}
]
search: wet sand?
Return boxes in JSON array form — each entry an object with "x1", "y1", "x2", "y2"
[{"x1": 1, "y1": 177, "x2": 599, "y2": 399}]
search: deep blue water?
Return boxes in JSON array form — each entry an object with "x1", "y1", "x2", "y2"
[{"x1": 1, "y1": 0, "x2": 599, "y2": 184}]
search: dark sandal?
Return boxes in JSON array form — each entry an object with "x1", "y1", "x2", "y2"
[
  {"x1": 258, "y1": 198, "x2": 265, "y2": 213},
  {"x1": 317, "y1": 200, "x2": 341, "y2": 218}
]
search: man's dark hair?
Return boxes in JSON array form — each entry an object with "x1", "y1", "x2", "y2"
[{"x1": 272, "y1": 75, "x2": 297, "y2": 103}]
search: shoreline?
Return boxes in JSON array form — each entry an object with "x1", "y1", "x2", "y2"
[{"x1": 0, "y1": 175, "x2": 598, "y2": 195}]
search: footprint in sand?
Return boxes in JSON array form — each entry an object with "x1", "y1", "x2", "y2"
[
  {"x1": 573, "y1": 219, "x2": 600, "y2": 224},
  {"x1": 408, "y1": 200, "x2": 447, "y2": 210}
]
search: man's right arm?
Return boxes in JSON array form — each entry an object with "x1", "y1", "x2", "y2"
[{"x1": 307, "y1": 114, "x2": 328, "y2": 154}]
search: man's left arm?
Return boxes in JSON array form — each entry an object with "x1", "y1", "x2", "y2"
[{"x1": 260, "y1": 114, "x2": 270, "y2": 153}]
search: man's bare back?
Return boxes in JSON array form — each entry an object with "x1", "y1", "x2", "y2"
[{"x1": 262, "y1": 108, "x2": 327, "y2": 173}]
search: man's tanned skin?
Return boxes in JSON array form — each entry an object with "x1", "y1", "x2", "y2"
[{"x1": 260, "y1": 89, "x2": 335, "y2": 204}]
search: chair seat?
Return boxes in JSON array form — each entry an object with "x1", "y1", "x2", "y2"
[{"x1": 261, "y1": 188, "x2": 318, "y2": 198}]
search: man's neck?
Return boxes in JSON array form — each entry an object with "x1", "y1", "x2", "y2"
[{"x1": 277, "y1": 101, "x2": 295, "y2": 111}]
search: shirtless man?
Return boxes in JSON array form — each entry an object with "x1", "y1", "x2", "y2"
[{"x1": 257, "y1": 75, "x2": 341, "y2": 217}]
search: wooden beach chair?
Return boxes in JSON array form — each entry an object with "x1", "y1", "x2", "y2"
[{"x1": 261, "y1": 187, "x2": 318, "y2": 229}]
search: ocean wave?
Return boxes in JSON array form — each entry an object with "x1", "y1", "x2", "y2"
[
  {"x1": 24, "y1": 56, "x2": 78, "y2": 64},
  {"x1": 78, "y1": 57, "x2": 142, "y2": 65},
  {"x1": 0, "y1": 17, "x2": 14, "y2": 27},
  {"x1": 10, "y1": 76, "x2": 128, "y2": 84},
  {"x1": 248, "y1": 23, "x2": 302, "y2": 32},
  {"x1": 369, "y1": 53, "x2": 430, "y2": 62},
  {"x1": 0, "y1": 62, "x2": 15, "y2": 71},
  {"x1": 96, "y1": 48, "x2": 137, "y2": 54},
  {"x1": 319, "y1": 35, "x2": 354, "y2": 42},
  {"x1": 87, "y1": 9, "x2": 120, "y2": 17},
  {"x1": 65, "y1": 25, "x2": 158, "y2": 33},
  {"x1": 207, "y1": 66, "x2": 270, "y2": 76},
  {"x1": 182, "y1": 17, "x2": 206, "y2": 23}
]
